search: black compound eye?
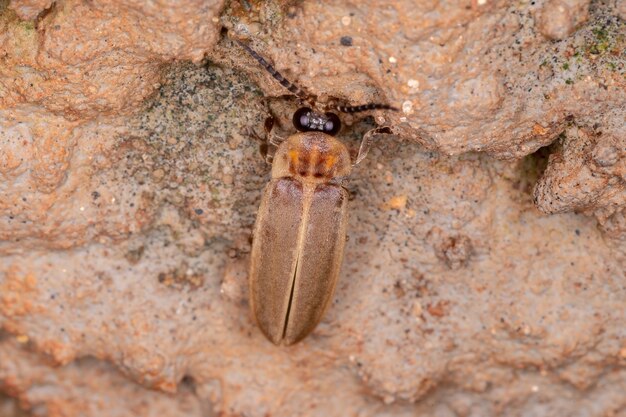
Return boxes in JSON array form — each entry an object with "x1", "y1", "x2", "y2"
[
  {"x1": 323, "y1": 112, "x2": 341, "y2": 136},
  {"x1": 293, "y1": 107, "x2": 313, "y2": 132}
]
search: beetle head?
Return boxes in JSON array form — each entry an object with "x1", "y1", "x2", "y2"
[{"x1": 293, "y1": 107, "x2": 341, "y2": 136}]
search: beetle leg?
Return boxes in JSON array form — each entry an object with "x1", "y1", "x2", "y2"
[
  {"x1": 264, "y1": 115, "x2": 285, "y2": 147},
  {"x1": 354, "y1": 130, "x2": 374, "y2": 166},
  {"x1": 260, "y1": 115, "x2": 273, "y2": 135},
  {"x1": 343, "y1": 185, "x2": 358, "y2": 201},
  {"x1": 263, "y1": 116, "x2": 286, "y2": 163},
  {"x1": 243, "y1": 127, "x2": 269, "y2": 161},
  {"x1": 268, "y1": 132, "x2": 285, "y2": 147},
  {"x1": 243, "y1": 116, "x2": 284, "y2": 164},
  {"x1": 354, "y1": 126, "x2": 393, "y2": 166}
]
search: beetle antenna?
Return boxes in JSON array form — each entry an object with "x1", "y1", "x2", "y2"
[
  {"x1": 236, "y1": 39, "x2": 315, "y2": 105},
  {"x1": 335, "y1": 103, "x2": 399, "y2": 113}
]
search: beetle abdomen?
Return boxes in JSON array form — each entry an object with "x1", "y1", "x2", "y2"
[{"x1": 249, "y1": 178, "x2": 348, "y2": 345}]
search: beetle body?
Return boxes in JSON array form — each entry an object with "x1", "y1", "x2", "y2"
[
  {"x1": 237, "y1": 39, "x2": 396, "y2": 345},
  {"x1": 249, "y1": 132, "x2": 352, "y2": 345}
]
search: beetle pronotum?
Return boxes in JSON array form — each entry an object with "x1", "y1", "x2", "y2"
[{"x1": 239, "y1": 39, "x2": 396, "y2": 345}]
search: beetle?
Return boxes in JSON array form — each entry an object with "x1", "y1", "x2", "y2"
[{"x1": 238, "y1": 39, "x2": 396, "y2": 345}]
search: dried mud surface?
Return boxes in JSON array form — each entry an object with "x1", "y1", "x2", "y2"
[{"x1": 0, "y1": 0, "x2": 625, "y2": 416}]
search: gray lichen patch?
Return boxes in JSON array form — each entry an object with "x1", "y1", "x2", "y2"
[{"x1": 127, "y1": 62, "x2": 269, "y2": 246}]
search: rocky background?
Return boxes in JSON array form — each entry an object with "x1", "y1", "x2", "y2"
[{"x1": 0, "y1": 0, "x2": 625, "y2": 416}]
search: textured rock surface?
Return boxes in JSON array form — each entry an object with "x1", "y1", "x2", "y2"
[
  {"x1": 0, "y1": 0, "x2": 625, "y2": 416},
  {"x1": 534, "y1": 119, "x2": 626, "y2": 240},
  {"x1": 0, "y1": 334, "x2": 208, "y2": 417}
]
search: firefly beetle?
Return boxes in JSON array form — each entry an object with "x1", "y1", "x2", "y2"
[{"x1": 238, "y1": 39, "x2": 396, "y2": 345}]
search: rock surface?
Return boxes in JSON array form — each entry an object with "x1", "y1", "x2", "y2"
[{"x1": 0, "y1": 0, "x2": 624, "y2": 416}]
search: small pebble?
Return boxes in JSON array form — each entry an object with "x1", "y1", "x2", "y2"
[
  {"x1": 592, "y1": 144, "x2": 618, "y2": 167},
  {"x1": 152, "y1": 168, "x2": 165, "y2": 180},
  {"x1": 402, "y1": 100, "x2": 414, "y2": 115},
  {"x1": 537, "y1": 0, "x2": 590, "y2": 40},
  {"x1": 388, "y1": 195, "x2": 407, "y2": 210}
]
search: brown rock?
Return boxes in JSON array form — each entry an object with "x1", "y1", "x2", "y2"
[
  {"x1": 1, "y1": 1, "x2": 625, "y2": 416},
  {"x1": 537, "y1": 0, "x2": 591, "y2": 40}
]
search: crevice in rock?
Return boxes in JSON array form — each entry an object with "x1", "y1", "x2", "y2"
[
  {"x1": 179, "y1": 374, "x2": 196, "y2": 391},
  {"x1": 35, "y1": 1, "x2": 56, "y2": 27},
  {"x1": 516, "y1": 138, "x2": 562, "y2": 196}
]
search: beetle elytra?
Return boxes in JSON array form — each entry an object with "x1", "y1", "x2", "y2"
[
  {"x1": 239, "y1": 39, "x2": 396, "y2": 345},
  {"x1": 250, "y1": 132, "x2": 352, "y2": 344}
]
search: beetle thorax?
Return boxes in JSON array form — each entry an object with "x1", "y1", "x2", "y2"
[{"x1": 272, "y1": 132, "x2": 352, "y2": 183}]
